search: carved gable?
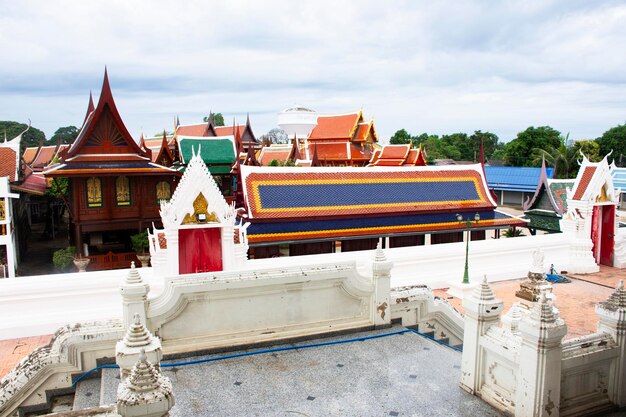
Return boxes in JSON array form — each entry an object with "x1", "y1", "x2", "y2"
[{"x1": 160, "y1": 151, "x2": 233, "y2": 229}]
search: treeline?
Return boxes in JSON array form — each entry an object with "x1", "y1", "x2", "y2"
[{"x1": 390, "y1": 124, "x2": 626, "y2": 179}]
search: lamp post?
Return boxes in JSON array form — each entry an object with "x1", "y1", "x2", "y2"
[{"x1": 457, "y1": 213, "x2": 480, "y2": 285}]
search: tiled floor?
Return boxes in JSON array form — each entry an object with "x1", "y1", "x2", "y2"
[
  {"x1": 434, "y1": 265, "x2": 624, "y2": 339},
  {"x1": 0, "y1": 334, "x2": 52, "y2": 379}
]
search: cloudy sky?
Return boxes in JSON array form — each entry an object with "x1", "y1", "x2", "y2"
[{"x1": 1, "y1": 0, "x2": 625, "y2": 143}]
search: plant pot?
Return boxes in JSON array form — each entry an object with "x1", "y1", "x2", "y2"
[
  {"x1": 73, "y1": 257, "x2": 90, "y2": 273},
  {"x1": 136, "y1": 253, "x2": 151, "y2": 268}
]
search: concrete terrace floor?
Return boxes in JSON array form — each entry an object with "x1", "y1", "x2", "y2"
[
  {"x1": 434, "y1": 265, "x2": 625, "y2": 339},
  {"x1": 152, "y1": 326, "x2": 501, "y2": 417}
]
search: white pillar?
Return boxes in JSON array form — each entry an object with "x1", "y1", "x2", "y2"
[
  {"x1": 515, "y1": 292, "x2": 567, "y2": 417},
  {"x1": 164, "y1": 226, "x2": 179, "y2": 277},
  {"x1": 460, "y1": 277, "x2": 504, "y2": 394},
  {"x1": 120, "y1": 262, "x2": 150, "y2": 331},
  {"x1": 596, "y1": 280, "x2": 626, "y2": 406},
  {"x1": 372, "y1": 241, "x2": 392, "y2": 327}
]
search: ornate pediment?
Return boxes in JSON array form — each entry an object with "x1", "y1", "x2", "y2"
[
  {"x1": 181, "y1": 193, "x2": 219, "y2": 224},
  {"x1": 160, "y1": 149, "x2": 233, "y2": 229}
]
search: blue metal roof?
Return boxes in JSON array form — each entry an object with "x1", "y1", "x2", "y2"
[
  {"x1": 485, "y1": 166, "x2": 554, "y2": 193},
  {"x1": 612, "y1": 167, "x2": 626, "y2": 192}
]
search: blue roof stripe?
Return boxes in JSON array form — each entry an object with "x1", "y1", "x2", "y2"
[{"x1": 258, "y1": 180, "x2": 480, "y2": 209}]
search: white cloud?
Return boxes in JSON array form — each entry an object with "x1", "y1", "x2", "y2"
[{"x1": 0, "y1": 0, "x2": 625, "y2": 142}]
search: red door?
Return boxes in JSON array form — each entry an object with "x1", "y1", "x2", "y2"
[
  {"x1": 600, "y1": 205, "x2": 615, "y2": 266},
  {"x1": 178, "y1": 228, "x2": 222, "y2": 274}
]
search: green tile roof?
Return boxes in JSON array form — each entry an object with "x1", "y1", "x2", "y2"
[{"x1": 178, "y1": 137, "x2": 236, "y2": 165}]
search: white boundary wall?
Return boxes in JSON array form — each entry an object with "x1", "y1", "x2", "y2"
[{"x1": 0, "y1": 233, "x2": 570, "y2": 340}]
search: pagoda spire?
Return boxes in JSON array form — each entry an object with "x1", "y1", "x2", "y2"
[
  {"x1": 311, "y1": 144, "x2": 320, "y2": 167},
  {"x1": 244, "y1": 140, "x2": 260, "y2": 167},
  {"x1": 83, "y1": 91, "x2": 95, "y2": 125},
  {"x1": 289, "y1": 133, "x2": 301, "y2": 162}
]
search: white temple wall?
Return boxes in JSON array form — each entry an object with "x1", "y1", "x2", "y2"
[{"x1": 247, "y1": 233, "x2": 571, "y2": 289}]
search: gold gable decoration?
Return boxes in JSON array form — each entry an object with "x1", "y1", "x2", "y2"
[
  {"x1": 0, "y1": 199, "x2": 5, "y2": 221},
  {"x1": 182, "y1": 192, "x2": 218, "y2": 224},
  {"x1": 596, "y1": 183, "x2": 610, "y2": 203}
]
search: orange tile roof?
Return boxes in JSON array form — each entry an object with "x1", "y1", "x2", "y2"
[
  {"x1": 308, "y1": 112, "x2": 361, "y2": 140},
  {"x1": 573, "y1": 166, "x2": 597, "y2": 200},
  {"x1": 258, "y1": 146, "x2": 291, "y2": 166},
  {"x1": 0, "y1": 148, "x2": 17, "y2": 181},
  {"x1": 405, "y1": 149, "x2": 420, "y2": 165},
  {"x1": 22, "y1": 147, "x2": 38, "y2": 165},
  {"x1": 353, "y1": 122, "x2": 375, "y2": 142},
  {"x1": 215, "y1": 125, "x2": 245, "y2": 137},
  {"x1": 307, "y1": 142, "x2": 349, "y2": 160},
  {"x1": 176, "y1": 123, "x2": 209, "y2": 137},
  {"x1": 32, "y1": 146, "x2": 64, "y2": 169}
]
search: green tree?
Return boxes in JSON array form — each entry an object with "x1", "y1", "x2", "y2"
[
  {"x1": 504, "y1": 126, "x2": 561, "y2": 166},
  {"x1": 596, "y1": 124, "x2": 626, "y2": 166},
  {"x1": 203, "y1": 112, "x2": 225, "y2": 126},
  {"x1": 441, "y1": 133, "x2": 471, "y2": 160},
  {"x1": 46, "y1": 126, "x2": 79, "y2": 145},
  {"x1": 573, "y1": 140, "x2": 601, "y2": 162},
  {"x1": 389, "y1": 129, "x2": 411, "y2": 145},
  {"x1": 469, "y1": 130, "x2": 499, "y2": 161},
  {"x1": 531, "y1": 136, "x2": 572, "y2": 179},
  {"x1": 0, "y1": 121, "x2": 46, "y2": 153}
]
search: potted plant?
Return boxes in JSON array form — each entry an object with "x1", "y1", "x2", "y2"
[
  {"x1": 53, "y1": 246, "x2": 77, "y2": 272},
  {"x1": 131, "y1": 231, "x2": 151, "y2": 267}
]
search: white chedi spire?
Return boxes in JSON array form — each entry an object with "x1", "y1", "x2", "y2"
[
  {"x1": 117, "y1": 349, "x2": 175, "y2": 417},
  {"x1": 123, "y1": 314, "x2": 154, "y2": 348},
  {"x1": 530, "y1": 292, "x2": 558, "y2": 324},
  {"x1": 472, "y1": 275, "x2": 496, "y2": 302},
  {"x1": 125, "y1": 262, "x2": 143, "y2": 285},
  {"x1": 601, "y1": 280, "x2": 626, "y2": 311}
]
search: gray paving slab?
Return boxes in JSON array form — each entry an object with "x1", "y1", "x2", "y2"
[
  {"x1": 158, "y1": 327, "x2": 502, "y2": 417},
  {"x1": 100, "y1": 368, "x2": 120, "y2": 406},
  {"x1": 72, "y1": 377, "x2": 101, "y2": 410}
]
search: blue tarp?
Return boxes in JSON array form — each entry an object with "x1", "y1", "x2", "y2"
[{"x1": 485, "y1": 166, "x2": 555, "y2": 193}]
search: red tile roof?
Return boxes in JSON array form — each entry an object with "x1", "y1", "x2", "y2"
[
  {"x1": 258, "y1": 145, "x2": 291, "y2": 166},
  {"x1": 307, "y1": 142, "x2": 349, "y2": 160},
  {"x1": 308, "y1": 112, "x2": 361, "y2": 140},
  {"x1": 215, "y1": 125, "x2": 245, "y2": 137},
  {"x1": 22, "y1": 147, "x2": 38, "y2": 165},
  {"x1": 573, "y1": 166, "x2": 597, "y2": 200},
  {"x1": 12, "y1": 172, "x2": 47, "y2": 195},
  {"x1": 0, "y1": 148, "x2": 17, "y2": 181},
  {"x1": 176, "y1": 123, "x2": 209, "y2": 137}
]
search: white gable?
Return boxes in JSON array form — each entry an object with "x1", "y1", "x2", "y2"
[{"x1": 159, "y1": 150, "x2": 234, "y2": 228}]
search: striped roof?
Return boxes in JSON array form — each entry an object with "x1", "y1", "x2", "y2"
[
  {"x1": 258, "y1": 145, "x2": 291, "y2": 166},
  {"x1": 241, "y1": 164, "x2": 497, "y2": 220},
  {"x1": 246, "y1": 209, "x2": 523, "y2": 244}
]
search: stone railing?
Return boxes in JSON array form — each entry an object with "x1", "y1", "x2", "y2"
[
  {"x1": 0, "y1": 246, "x2": 394, "y2": 416},
  {"x1": 460, "y1": 279, "x2": 626, "y2": 417},
  {"x1": 0, "y1": 320, "x2": 123, "y2": 417}
]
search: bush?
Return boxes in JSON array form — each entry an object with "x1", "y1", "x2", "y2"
[
  {"x1": 503, "y1": 228, "x2": 524, "y2": 238},
  {"x1": 130, "y1": 231, "x2": 149, "y2": 253},
  {"x1": 53, "y1": 246, "x2": 75, "y2": 271}
]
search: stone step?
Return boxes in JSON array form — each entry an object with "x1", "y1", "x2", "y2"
[
  {"x1": 72, "y1": 377, "x2": 101, "y2": 411},
  {"x1": 100, "y1": 367, "x2": 120, "y2": 406}
]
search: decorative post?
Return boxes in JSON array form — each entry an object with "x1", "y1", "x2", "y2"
[
  {"x1": 458, "y1": 212, "x2": 480, "y2": 284},
  {"x1": 515, "y1": 292, "x2": 567, "y2": 417},
  {"x1": 372, "y1": 240, "x2": 392, "y2": 327},
  {"x1": 120, "y1": 262, "x2": 150, "y2": 330},
  {"x1": 117, "y1": 349, "x2": 174, "y2": 417},
  {"x1": 596, "y1": 280, "x2": 626, "y2": 406},
  {"x1": 516, "y1": 248, "x2": 552, "y2": 303},
  {"x1": 460, "y1": 277, "x2": 504, "y2": 394},
  {"x1": 116, "y1": 313, "x2": 163, "y2": 379}
]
